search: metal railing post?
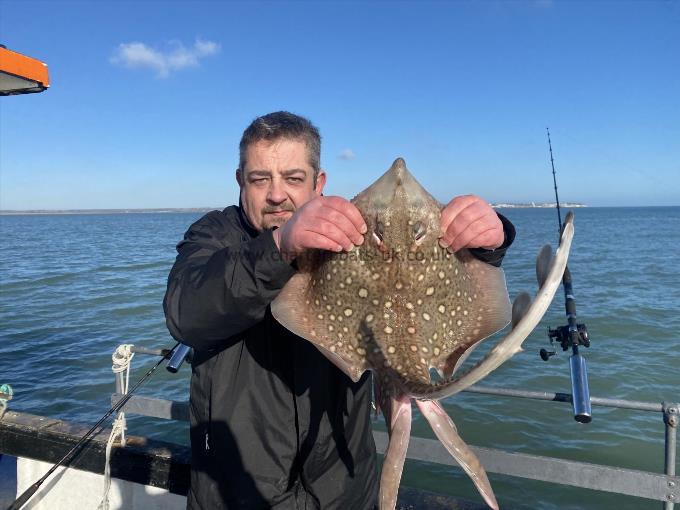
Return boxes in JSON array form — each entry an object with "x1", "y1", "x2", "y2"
[{"x1": 663, "y1": 402, "x2": 678, "y2": 510}]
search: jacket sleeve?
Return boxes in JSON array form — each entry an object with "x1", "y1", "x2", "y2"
[
  {"x1": 163, "y1": 210, "x2": 296, "y2": 351},
  {"x1": 468, "y1": 213, "x2": 516, "y2": 267}
]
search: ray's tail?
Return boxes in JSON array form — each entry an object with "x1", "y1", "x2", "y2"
[
  {"x1": 416, "y1": 399, "x2": 499, "y2": 510},
  {"x1": 379, "y1": 394, "x2": 412, "y2": 510}
]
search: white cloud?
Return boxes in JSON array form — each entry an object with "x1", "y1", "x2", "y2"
[
  {"x1": 338, "y1": 149, "x2": 356, "y2": 161},
  {"x1": 110, "y1": 38, "x2": 221, "y2": 78},
  {"x1": 194, "y1": 39, "x2": 220, "y2": 56}
]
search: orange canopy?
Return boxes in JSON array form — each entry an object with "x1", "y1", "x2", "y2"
[{"x1": 0, "y1": 45, "x2": 49, "y2": 95}]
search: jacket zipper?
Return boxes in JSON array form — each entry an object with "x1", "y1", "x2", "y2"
[{"x1": 206, "y1": 355, "x2": 213, "y2": 453}]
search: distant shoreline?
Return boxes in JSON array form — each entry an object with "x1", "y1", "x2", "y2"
[
  {"x1": 4, "y1": 204, "x2": 679, "y2": 216},
  {"x1": 0, "y1": 208, "x2": 220, "y2": 216},
  {"x1": 0, "y1": 203, "x2": 589, "y2": 216},
  {"x1": 491, "y1": 202, "x2": 587, "y2": 209}
]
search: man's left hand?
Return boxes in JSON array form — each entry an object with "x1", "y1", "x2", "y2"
[{"x1": 439, "y1": 195, "x2": 504, "y2": 252}]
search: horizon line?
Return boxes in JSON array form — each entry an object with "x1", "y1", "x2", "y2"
[{"x1": 1, "y1": 204, "x2": 678, "y2": 215}]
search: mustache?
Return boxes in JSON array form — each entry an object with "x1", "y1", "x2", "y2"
[{"x1": 262, "y1": 205, "x2": 295, "y2": 214}]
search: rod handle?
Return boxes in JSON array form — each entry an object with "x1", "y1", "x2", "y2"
[
  {"x1": 7, "y1": 482, "x2": 40, "y2": 510},
  {"x1": 166, "y1": 343, "x2": 192, "y2": 373}
]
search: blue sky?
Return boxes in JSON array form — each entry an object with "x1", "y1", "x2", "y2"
[{"x1": 1, "y1": 0, "x2": 678, "y2": 209}]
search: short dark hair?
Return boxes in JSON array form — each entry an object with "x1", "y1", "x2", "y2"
[{"x1": 238, "y1": 111, "x2": 321, "y2": 179}]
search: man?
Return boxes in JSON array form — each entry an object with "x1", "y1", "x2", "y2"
[{"x1": 163, "y1": 111, "x2": 515, "y2": 510}]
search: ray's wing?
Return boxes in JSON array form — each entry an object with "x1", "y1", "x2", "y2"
[
  {"x1": 407, "y1": 214, "x2": 575, "y2": 400},
  {"x1": 271, "y1": 251, "x2": 374, "y2": 382},
  {"x1": 418, "y1": 249, "x2": 511, "y2": 379}
]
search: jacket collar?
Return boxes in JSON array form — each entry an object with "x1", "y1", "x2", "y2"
[{"x1": 236, "y1": 197, "x2": 264, "y2": 239}]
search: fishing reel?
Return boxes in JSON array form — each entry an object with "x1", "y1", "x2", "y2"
[{"x1": 540, "y1": 323, "x2": 590, "y2": 360}]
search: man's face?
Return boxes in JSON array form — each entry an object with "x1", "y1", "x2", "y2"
[{"x1": 237, "y1": 138, "x2": 326, "y2": 231}]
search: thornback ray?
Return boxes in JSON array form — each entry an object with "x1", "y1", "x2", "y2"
[
  {"x1": 272, "y1": 157, "x2": 575, "y2": 509},
  {"x1": 272, "y1": 158, "x2": 512, "y2": 387}
]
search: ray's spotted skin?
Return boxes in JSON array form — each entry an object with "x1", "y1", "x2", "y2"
[{"x1": 272, "y1": 158, "x2": 575, "y2": 509}]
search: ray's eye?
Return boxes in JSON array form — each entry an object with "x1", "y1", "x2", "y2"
[
  {"x1": 414, "y1": 221, "x2": 426, "y2": 242},
  {"x1": 373, "y1": 219, "x2": 385, "y2": 244}
]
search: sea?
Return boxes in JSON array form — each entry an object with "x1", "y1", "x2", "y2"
[{"x1": 0, "y1": 206, "x2": 678, "y2": 510}]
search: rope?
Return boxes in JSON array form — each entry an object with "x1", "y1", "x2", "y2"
[
  {"x1": 98, "y1": 344, "x2": 135, "y2": 510},
  {"x1": 111, "y1": 343, "x2": 135, "y2": 445}
]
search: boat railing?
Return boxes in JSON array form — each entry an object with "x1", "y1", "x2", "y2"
[{"x1": 112, "y1": 346, "x2": 679, "y2": 509}]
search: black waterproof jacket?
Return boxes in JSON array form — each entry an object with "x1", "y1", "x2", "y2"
[{"x1": 163, "y1": 205, "x2": 515, "y2": 510}]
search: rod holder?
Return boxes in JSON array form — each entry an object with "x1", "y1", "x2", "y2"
[{"x1": 570, "y1": 353, "x2": 592, "y2": 423}]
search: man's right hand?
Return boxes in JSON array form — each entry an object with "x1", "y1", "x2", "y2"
[{"x1": 272, "y1": 196, "x2": 367, "y2": 263}]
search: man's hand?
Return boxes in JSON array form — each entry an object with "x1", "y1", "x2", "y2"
[
  {"x1": 272, "y1": 196, "x2": 367, "y2": 263},
  {"x1": 439, "y1": 195, "x2": 504, "y2": 252}
]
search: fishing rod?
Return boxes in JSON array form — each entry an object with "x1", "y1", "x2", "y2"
[
  {"x1": 6, "y1": 341, "x2": 180, "y2": 510},
  {"x1": 539, "y1": 128, "x2": 592, "y2": 424}
]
